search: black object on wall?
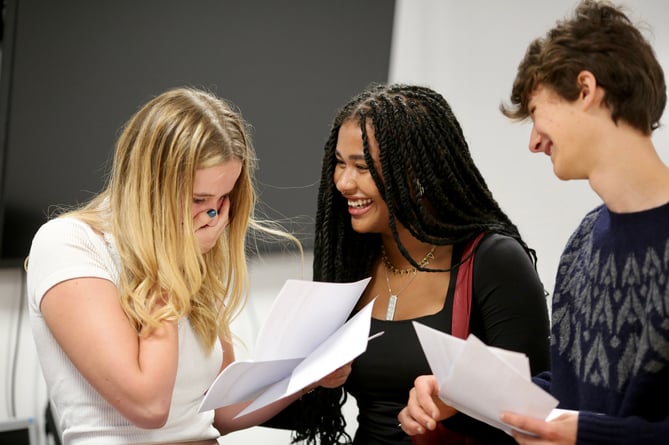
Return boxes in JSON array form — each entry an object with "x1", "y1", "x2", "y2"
[{"x1": 0, "y1": 0, "x2": 395, "y2": 267}]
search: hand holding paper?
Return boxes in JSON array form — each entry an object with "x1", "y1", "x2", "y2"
[
  {"x1": 198, "y1": 278, "x2": 374, "y2": 415},
  {"x1": 413, "y1": 322, "x2": 559, "y2": 435}
]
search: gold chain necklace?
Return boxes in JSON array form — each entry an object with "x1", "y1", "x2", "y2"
[
  {"x1": 381, "y1": 245, "x2": 437, "y2": 320},
  {"x1": 381, "y1": 245, "x2": 436, "y2": 275}
]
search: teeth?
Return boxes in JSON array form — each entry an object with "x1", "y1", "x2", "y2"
[{"x1": 348, "y1": 199, "x2": 372, "y2": 208}]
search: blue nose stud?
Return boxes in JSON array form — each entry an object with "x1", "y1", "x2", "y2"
[{"x1": 207, "y1": 209, "x2": 217, "y2": 218}]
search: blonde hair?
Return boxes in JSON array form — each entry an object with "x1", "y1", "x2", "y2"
[{"x1": 67, "y1": 87, "x2": 296, "y2": 351}]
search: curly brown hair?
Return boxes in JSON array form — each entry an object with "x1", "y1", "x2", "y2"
[{"x1": 500, "y1": 0, "x2": 666, "y2": 135}]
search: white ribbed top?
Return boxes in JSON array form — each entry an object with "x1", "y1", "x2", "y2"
[{"x1": 26, "y1": 217, "x2": 222, "y2": 444}]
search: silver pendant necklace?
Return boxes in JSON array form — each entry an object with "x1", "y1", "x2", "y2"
[
  {"x1": 381, "y1": 245, "x2": 437, "y2": 320},
  {"x1": 383, "y1": 266, "x2": 417, "y2": 320}
]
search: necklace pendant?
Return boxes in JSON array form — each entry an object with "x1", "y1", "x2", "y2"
[{"x1": 386, "y1": 294, "x2": 398, "y2": 320}]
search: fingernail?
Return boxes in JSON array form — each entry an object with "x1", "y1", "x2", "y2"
[{"x1": 207, "y1": 209, "x2": 217, "y2": 218}]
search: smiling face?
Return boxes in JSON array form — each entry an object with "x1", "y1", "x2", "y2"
[
  {"x1": 528, "y1": 85, "x2": 593, "y2": 181},
  {"x1": 333, "y1": 120, "x2": 391, "y2": 235},
  {"x1": 191, "y1": 159, "x2": 242, "y2": 253}
]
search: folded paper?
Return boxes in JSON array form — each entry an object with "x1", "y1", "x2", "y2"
[
  {"x1": 199, "y1": 277, "x2": 373, "y2": 415},
  {"x1": 413, "y1": 322, "x2": 559, "y2": 434}
]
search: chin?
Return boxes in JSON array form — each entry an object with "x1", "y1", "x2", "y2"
[
  {"x1": 350, "y1": 226, "x2": 369, "y2": 234},
  {"x1": 552, "y1": 161, "x2": 570, "y2": 181},
  {"x1": 553, "y1": 165, "x2": 582, "y2": 181},
  {"x1": 199, "y1": 245, "x2": 215, "y2": 254},
  {"x1": 554, "y1": 170, "x2": 571, "y2": 181},
  {"x1": 350, "y1": 221, "x2": 373, "y2": 234}
]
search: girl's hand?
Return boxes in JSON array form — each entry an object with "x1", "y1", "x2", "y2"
[
  {"x1": 299, "y1": 361, "x2": 353, "y2": 397},
  {"x1": 194, "y1": 197, "x2": 231, "y2": 253},
  {"x1": 398, "y1": 375, "x2": 457, "y2": 435},
  {"x1": 318, "y1": 361, "x2": 352, "y2": 388}
]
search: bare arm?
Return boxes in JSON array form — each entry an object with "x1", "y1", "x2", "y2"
[{"x1": 41, "y1": 277, "x2": 179, "y2": 428}]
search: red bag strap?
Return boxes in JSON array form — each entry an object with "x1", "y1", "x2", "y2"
[
  {"x1": 451, "y1": 233, "x2": 486, "y2": 339},
  {"x1": 412, "y1": 232, "x2": 488, "y2": 445}
]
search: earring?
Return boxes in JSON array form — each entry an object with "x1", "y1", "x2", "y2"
[{"x1": 415, "y1": 179, "x2": 425, "y2": 198}]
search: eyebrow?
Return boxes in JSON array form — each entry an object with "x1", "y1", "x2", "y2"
[
  {"x1": 193, "y1": 191, "x2": 231, "y2": 199},
  {"x1": 335, "y1": 150, "x2": 366, "y2": 161}
]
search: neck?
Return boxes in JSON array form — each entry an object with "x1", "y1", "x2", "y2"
[
  {"x1": 381, "y1": 235, "x2": 435, "y2": 266},
  {"x1": 382, "y1": 244, "x2": 435, "y2": 275},
  {"x1": 588, "y1": 134, "x2": 669, "y2": 212}
]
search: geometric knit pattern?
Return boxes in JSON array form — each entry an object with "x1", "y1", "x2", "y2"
[{"x1": 551, "y1": 206, "x2": 669, "y2": 393}]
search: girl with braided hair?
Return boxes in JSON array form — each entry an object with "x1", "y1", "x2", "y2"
[{"x1": 268, "y1": 83, "x2": 551, "y2": 444}]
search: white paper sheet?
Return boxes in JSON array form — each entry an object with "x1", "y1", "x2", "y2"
[
  {"x1": 413, "y1": 322, "x2": 559, "y2": 435},
  {"x1": 198, "y1": 277, "x2": 373, "y2": 413},
  {"x1": 236, "y1": 301, "x2": 376, "y2": 417}
]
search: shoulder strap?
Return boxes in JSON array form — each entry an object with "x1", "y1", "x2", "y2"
[{"x1": 451, "y1": 233, "x2": 486, "y2": 339}]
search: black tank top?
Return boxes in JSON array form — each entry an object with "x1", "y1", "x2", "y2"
[{"x1": 345, "y1": 234, "x2": 549, "y2": 444}]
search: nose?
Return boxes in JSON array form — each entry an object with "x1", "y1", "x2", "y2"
[
  {"x1": 334, "y1": 167, "x2": 355, "y2": 194},
  {"x1": 528, "y1": 125, "x2": 543, "y2": 153}
]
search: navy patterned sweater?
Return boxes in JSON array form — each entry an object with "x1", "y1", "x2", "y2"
[{"x1": 533, "y1": 201, "x2": 669, "y2": 444}]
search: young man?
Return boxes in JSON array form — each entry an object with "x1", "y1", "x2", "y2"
[{"x1": 398, "y1": 1, "x2": 669, "y2": 444}]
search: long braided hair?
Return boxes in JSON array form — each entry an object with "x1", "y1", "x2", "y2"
[{"x1": 294, "y1": 83, "x2": 537, "y2": 444}]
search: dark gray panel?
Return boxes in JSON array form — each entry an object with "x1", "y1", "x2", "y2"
[{"x1": 0, "y1": 0, "x2": 395, "y2": 265}]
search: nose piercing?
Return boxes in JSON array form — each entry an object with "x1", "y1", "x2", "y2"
[{"x1": 207, "y1": 209, "x2": 217, "y2": 218}]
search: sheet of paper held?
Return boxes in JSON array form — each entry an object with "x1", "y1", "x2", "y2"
[
  {"x1": 413, "y1": 322, "x2": 559, "y2": 435},
  {"x1": 236, "y1": 300, "x2": 377, "y2": 417},
  {"x1": 198, "y1": 277, "x2": 372, "y2": 413}
]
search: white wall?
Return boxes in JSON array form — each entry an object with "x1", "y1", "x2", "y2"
[
  {"x1": 389, "y1": 0, "x2": 669, "y2": 298},
  {"x1": 2, "y1": 1, "x2": 669, "y2": 443},
  {"x1": 0, "y1": 267, "x2": 46, "y2": 440}
]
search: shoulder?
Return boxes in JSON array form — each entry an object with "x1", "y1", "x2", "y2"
[
  {"x1": 474, "y1": 233, "x2": 532, "y2": 268},
  {"x1": 560, "y1": 204, "x2": 605, "y2": 253},
  {"x1": 30, "y1": 216, "x2": 108, "y2": 258},
  {"x1": 471, "y1": 233, "x2": 543, "y2": 293},
  {"x1": 568, "y1": 205, "x2": 605, "y2": 239},
  {"x1": 32, "y1": 216, "x2": 96, "y2": 241},
  {"x1": 27, "y1": 217, "x2": 118, "y2": 303}
]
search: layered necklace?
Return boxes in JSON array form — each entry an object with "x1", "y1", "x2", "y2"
[{"x1": 381, "y1": 245, "x2": 437, "y2": 320}]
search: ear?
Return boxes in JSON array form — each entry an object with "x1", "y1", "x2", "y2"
[{"x1": 576, "y1": 70, "x2": 605, "y2": 110}]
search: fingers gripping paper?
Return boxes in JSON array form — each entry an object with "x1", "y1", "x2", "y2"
[
  {"x1": 199, "y1": 278, "x2": 374, "y2": 416},
  {"x1": 413, "y1": 322, "x2": 559, "y2": 435}
]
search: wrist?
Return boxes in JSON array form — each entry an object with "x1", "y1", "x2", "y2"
[{"x1": 299, "y1": 385, "x2": 316, "y2": 399}]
